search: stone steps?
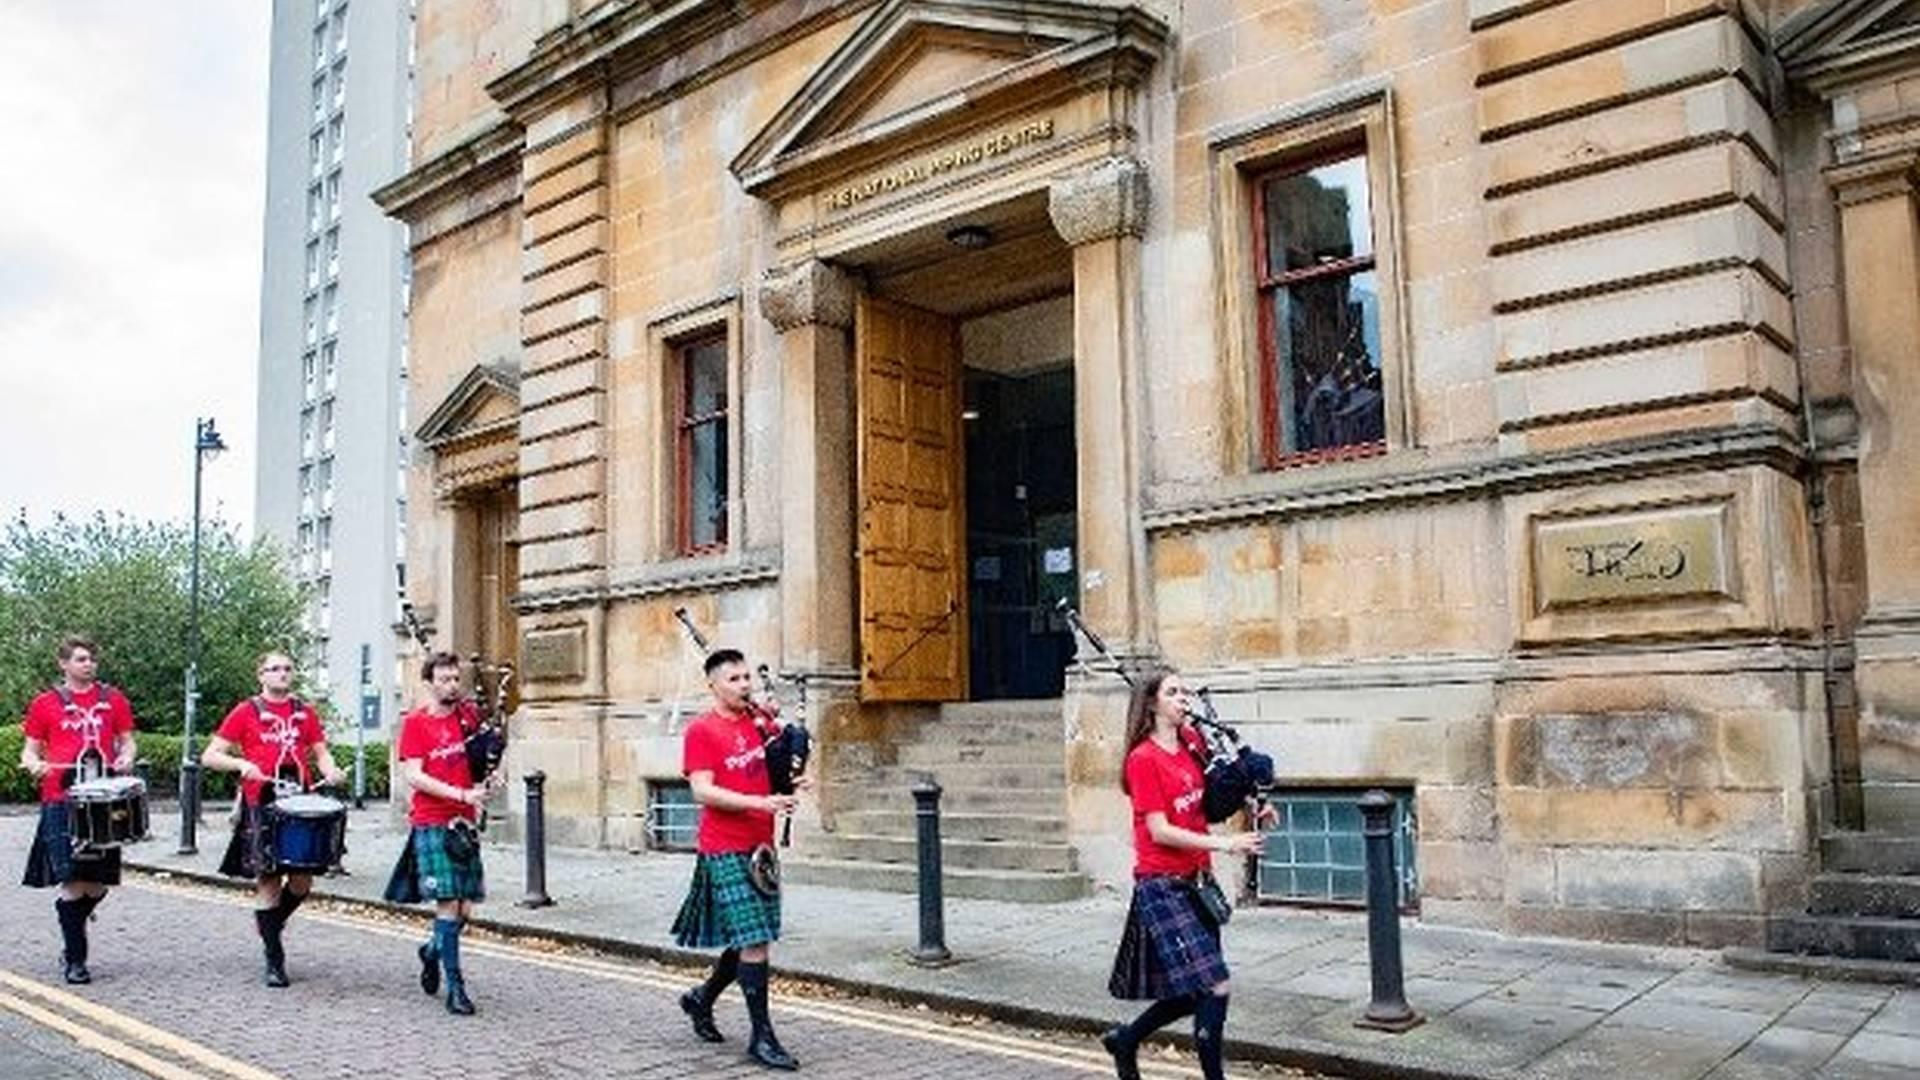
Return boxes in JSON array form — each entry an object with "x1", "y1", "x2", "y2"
[
  {"x1": 829, "y1": 784, "x2": 1070, "y2": 815},
  {"x1": 1822, "y1": 833, "x2": 1920, "y2": 876},
  {"x1": 864, "y1": 762, "x2": 1067, "y2": 790},
  {"x1": 806, "y1": 832, "x2": 1078, "y2": 873},
  {"x1": 835, "y1": 809, "x2": 1066, "y2": 844},
  {"x1": 780, "y1": 856, "x2": 1090, "y2": 903},
  {"x1": 1766, "y1": 914, "x2": 1920, "y2": 962},
  {"x1": 1811, "y1": 874, "x2": 1920, "y2": 920},
  {"x1": 895, "y1": 741, "x2": 1058, "y2": 767}
]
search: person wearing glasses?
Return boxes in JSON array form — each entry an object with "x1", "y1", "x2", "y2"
[{"x1": 203, "y1": 651, "x2": 346, "y2": 987}]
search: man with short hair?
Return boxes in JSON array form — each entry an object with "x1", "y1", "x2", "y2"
[
  {"x1": 203, "y1": 651, "x2": 347, "y2": 987},
  {"x1": 19, "y1": 635, "x2": 138, "y2": 985},
  {"x1": 383, "y1": 651, "x2": 496, "y2": 1015},
  {"x1": 672, "y1": 648, "x2": 805, "y2": 1071}
]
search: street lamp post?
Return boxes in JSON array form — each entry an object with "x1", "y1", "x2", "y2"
[{"x1": 178, "y1": 416, "x2": 226, "y2": 855}]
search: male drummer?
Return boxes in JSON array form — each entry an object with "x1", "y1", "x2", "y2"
[
  {"x1": 18, "y1": 635, "x2": 137, "y2": 985},
  {"x1": 383, "y1": 651, "x2": 497, "y2": 1015},
  {"x1": 672, "y1": 648, "x2": 805, "y2": 1071},
  {"x1": 203, "y1": 651, "x2": 346, "y2": 987}
]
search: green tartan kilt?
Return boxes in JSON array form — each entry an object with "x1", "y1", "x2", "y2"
[
  {"x1": 382, "y1": 825, "x2": 485, "y2": 904},
  {"x1": 671, "y1": 852, "x2": 780, "y2": 950}
]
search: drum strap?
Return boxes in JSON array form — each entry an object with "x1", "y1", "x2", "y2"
[
  {"x1": 51, "y1": 683, "x2": 115, "y2": 768},
  {"x1": 253, "y1": 696, "x2": 311, "y2": 790}
]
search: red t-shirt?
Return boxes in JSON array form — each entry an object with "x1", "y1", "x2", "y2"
[
  {"x1": 397, "y1": 703, "x2": 477, "y2": 827},
  {"x1": 682, "y1": 708, "x2": 774, "y2": 854},
  {"x1": 1125, "y1": 734, "x2": 1212, "y2": 879},
  {"x1": 21, "y1": 684, "x2": 137, "y2": 804},
  {"x1": 215, "y1": 697, "x2": 326, "y2": 806}
]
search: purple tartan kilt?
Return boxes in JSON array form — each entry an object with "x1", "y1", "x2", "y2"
[
  {"x1": 1108, "y1": 875, "x2": 1229, "y2": 1001},
  {"x1": 219, "y1": 801, "x2": 276, "y2": 879}
]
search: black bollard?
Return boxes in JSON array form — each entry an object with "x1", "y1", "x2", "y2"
[
  {"x1": 519, "y1": 771, "x2": 554, "y2": 908},
  {"x1": 908, "y1": 777, "x2": 951, "y2": 966},
  {"x1": 1354, "y1": 790, "x2": 1423, "y2": 1032},
  {"x1": 177, "y1": 761, "x2": 202, "y2": 856}
]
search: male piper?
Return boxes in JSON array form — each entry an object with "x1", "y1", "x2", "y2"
[
  {"x1": 383, "y1": 651, "x2": 498, "y2": 1015},
  {"x1": 672, "y1": 648, "x2": 806, "y2": 1070},
  {"x1": 19, "y1": 635, "x2": 138, "y2": 985},
  {"x1": 203, "y1": 650, "x2": 347, "y2": 986}
]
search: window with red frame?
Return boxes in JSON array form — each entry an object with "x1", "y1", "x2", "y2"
[
  {"x1": 1253, "y1": 146, "x2": 1386, "y2": 467},
  {"x1": 676, "y1": 333, "x2": 728, "y2": 553}
]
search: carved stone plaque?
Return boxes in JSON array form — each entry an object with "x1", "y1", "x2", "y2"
[
  {"x1": 521, "y1": 625, "x2": 586, "y2": 681},
  {"x1": 1534, "y1": 503, "x2": 1733, "y2": 611}
]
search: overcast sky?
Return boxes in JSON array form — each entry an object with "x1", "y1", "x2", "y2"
[{"x1": 0, "y1": 2, "x2": 270, "y2": 531}]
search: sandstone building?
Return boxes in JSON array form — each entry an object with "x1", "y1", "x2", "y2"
[{"x1": 375, "y1": 0, "x2": 1920, "y2": 948}]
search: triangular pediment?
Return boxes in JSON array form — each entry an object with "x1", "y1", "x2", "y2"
[
  {"x1": 1779, "y1": 0, "x2": 1920, "y2": 88},
  {"x1": 417, "y1": 361, "x2": 520, "y2": 447},
  {"x1": 733, "y1": 0, "x2": 1167, "y2": 197}
]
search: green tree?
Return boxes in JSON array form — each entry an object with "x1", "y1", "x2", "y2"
[{"x1": 0, "y1": 513, "x2": 313, "y2": 736}]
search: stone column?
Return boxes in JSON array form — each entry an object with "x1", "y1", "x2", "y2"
[
  {"x1": 761, "y1": 258, "x2": 858, "y2": 672},
  {"x1": 1050, "y1": 157, "x2": 1155, "y2": 888},
  {"x1": 1048, "y1": 156, "x2": 1154, "y2": 659},
  {"x1": 1828, "y1": 150, "x2": 1920, "y2": 828},
  {"x1": 761, "y1": 260, "x2": 859, "y2": 835}
]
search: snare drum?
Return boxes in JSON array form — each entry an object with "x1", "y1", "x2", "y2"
[
  {"x1": 271, "y1": 793, "x2": 347, "y2": 872},
  {"x1": 67, "y1": 776, "x2": 149, "y2": 850}
]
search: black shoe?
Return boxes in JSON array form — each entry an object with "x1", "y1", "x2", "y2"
[
  {"x1": 681, "y1": 989, "x2": 725, "y2": 1043},
  {"x1": 1100, "y1": 1027, "x2": 1141, "y2": 1080},
  {"x1": 418, "y1": 943, "x2": 440, "y2": 996},
  {"x1": 445, "y1": 979, "x2": 475, "y2": 1016},
  {"x1": 61, "y1": 956, "x2": 91, "y2": 986},
  {"x1": 264, "y1": 960, "x2": 290, "y2": 988},
  {"x1": 747, "y1": 1032, "x2": 798, "y2": 1071}
]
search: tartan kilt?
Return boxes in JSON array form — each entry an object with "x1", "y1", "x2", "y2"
[
  {"x1": 219, "y1": 801, "x2": 277, "y2": 879},
  {"x1": 671, "y1": 852, "x2": 781, "y2": 950},
  {"x1": 22, "y1": 802, "x2": 121, "y2": 888},
  {"x1": 1108, "y1": 875, "x2": 1229, "y2": 1001},
  {"x1": 382, "y1": 825, "x2": 484, "y2": 904}
]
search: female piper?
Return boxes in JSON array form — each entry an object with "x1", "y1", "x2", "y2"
[
  {"x1": 203, "y1": 651, "x2": 346, "y2": 987},
  {"x1": 1102, "y1": 669, "x2": 1264, "y2": 1080}
]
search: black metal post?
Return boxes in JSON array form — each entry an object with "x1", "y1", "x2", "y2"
[
  {"x1": 177, "y1": 761, "x2": 201, "y2": 855},
  {"x1": 520, "y1": 771, "x2": 553, "y2": 908},
  {"x1": 1354, "y1": 790, "x2": 1423, "y2": 1032},
  {"x1": 908, "y1": 777, "x2": 951, "y2": 966}
]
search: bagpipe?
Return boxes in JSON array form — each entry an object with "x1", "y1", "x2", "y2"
[
  {"x1": 401, "y1": 599, "x2": 514, "y2": 831},
  {"x1": 1056, "y1": 600, "x2": 1275, "y2": 824}
]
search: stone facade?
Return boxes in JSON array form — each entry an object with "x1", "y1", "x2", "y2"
[{"x1": 374, "y1": 0, "x2": 1920, "y2": 946}]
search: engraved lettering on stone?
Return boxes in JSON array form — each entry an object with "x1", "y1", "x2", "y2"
[
  {"x1": 522, "y1": 626, "x2": 585, "y2": 680},
  {"x1": 1534, "y1": 504, "x2": 1732, "y2": 611},
  {"x1": 824, "y1": 119, "x2": 1055, "y2": 212}
]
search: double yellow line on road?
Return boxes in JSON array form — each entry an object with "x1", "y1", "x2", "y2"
[
  {"x1": 129, "y1": 874, "x2": 1217, "y2": 1078},
  {"x1": 0, "y1": 969, "x2": 281, "y2": 1080}
]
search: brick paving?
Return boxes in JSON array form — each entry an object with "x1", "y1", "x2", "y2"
[{"x1": 8, "y1": 807, "x2": 1920, "y2": 1078}]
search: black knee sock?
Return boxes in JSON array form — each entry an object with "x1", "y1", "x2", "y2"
[
  {"x1": 275, "y1": 888, "x2": 307, "y2": 929},
  {"x1": 255, "y1": 907, "x2": 286, "y2": 965},
  {"x1": 700, "y1": 947, "x2": 740, "y2": 1005},
  {"x1": 1121, "y1": 994, "x2": 1197, "y2": 1046},
  {"x1": 54, "y1": 899, "x2": 88, "y2": 964},
  {"x1": 737, "y1": 960, "x2": 777, "y2": 1042},
  {"x1": 1194, "y1": 993, "x2": 1229, "y2": 1080},
  {"x1": 435, "y1": 917, "x2": 464, "y2": 986},
  {"x1": 77, "y1": 891, "x2": 105, "y2": 919}
]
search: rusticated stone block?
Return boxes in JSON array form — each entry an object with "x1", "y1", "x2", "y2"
[{"x1": 1503, "y1": 709, "x2": 1717, "y2": 789}]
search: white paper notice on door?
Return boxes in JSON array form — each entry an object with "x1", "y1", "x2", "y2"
[{"x1": 1043, "y1": 547, "x2": 1073, "y2": 574}]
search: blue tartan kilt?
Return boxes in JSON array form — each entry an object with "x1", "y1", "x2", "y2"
[
  {"x1": 671, "y1": 852, "x2": 781, "y2": 950},
  {"x1": 22, "y1": 802, "x2": 121, "y2": 888},
  {"x1": 382, "y1": 825, "x2": 485, "y2": 904},
  {"x1": 1108, "y1": 875, "x2": 1230, "y2": 1001}
]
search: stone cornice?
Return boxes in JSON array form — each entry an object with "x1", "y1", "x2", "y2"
[
  {"x1": 371, "y1": 120, "x2": 524, "y2": 225},
  {"x1": 1827, "y1": 148, "x2": 1920, "y2": 203},
  {"x1": 514, "y1": 548, "x2": 782, "y2": 613},
  {"x1": 1142, "y1": 425, "x2": 1807, "y2": 534},
  {"x1": 1048, "y1": 155, "x2": 1149, "y2": 245},
  {"x1": 1778, "y1": 0, "x2": 1920, "y2": 94}
]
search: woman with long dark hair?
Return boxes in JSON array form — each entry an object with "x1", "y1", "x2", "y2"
[{"x1": 1102, "y1": 668, "x2": 1263, "y2": 1080}]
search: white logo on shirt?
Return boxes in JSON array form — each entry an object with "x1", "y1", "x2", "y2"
[
  {"x1": 1173, "y1": 787, "x2": 1204, "y2": 814},
  {"x1": 723, "y1": 741, "x2": 767, "y2": 773}
]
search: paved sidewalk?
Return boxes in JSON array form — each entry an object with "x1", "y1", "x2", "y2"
[{"x1": 44, "y1": 804, "x2": 1920, "y2": 1079}]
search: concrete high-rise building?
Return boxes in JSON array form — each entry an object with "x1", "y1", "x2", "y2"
[{"x1": 253, "y1": 0, "x2": 414, "y2": 727}]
